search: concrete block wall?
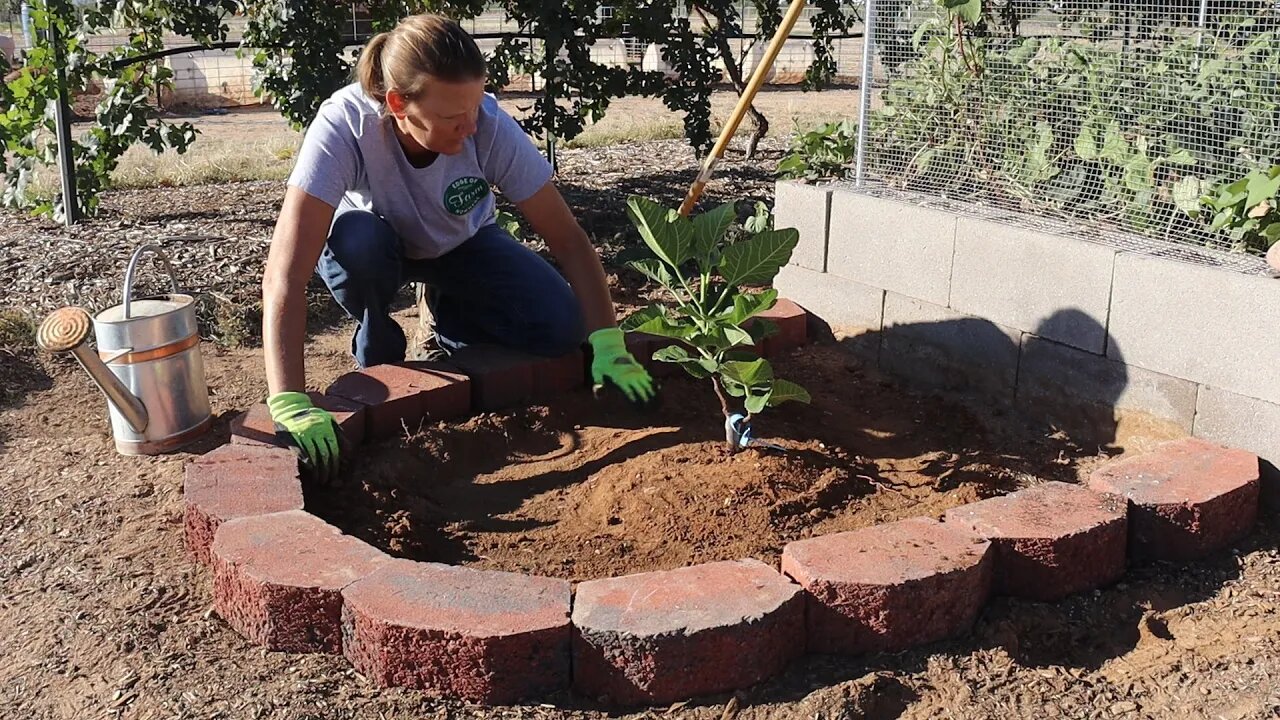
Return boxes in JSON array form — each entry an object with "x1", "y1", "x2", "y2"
[
  {"x1": 165, "y1": 50, "x2": 258, "y2": 107},
  {"x1": 773, "y1": 180, "x2": 1280, "y2": 470}
]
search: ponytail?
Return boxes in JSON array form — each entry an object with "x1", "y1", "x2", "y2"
[
  {"x1": 354, "y1": 14, "x2": 487, "y2": 107},
  {"x1": 356, "y1": 32, "x2": 392, "y2": 103}
]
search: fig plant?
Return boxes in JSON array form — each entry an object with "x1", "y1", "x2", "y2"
[{"x1": 619, "y1": 196, "x2": 810, "y2": 451}]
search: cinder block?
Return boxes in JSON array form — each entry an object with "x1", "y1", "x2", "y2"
[
  {"x1": 1108, "y1": 252, "x2": 1280, "y2": 405},
  {"x1": 212, "y1": 510, "x2": 390, "y2": 654},
  {"x1": 773, "y1": 265, "x2": 885, "y2": 349},
  {"x1": 1194, "y1": 386, "x2": 1280, "y2": 510},
  {"x1": 343, "y1": 560, "x2": 571, "y2": 704},
  {"x1": 782, "y1": 518, "x2": 993, "y2": 655},
  {"x1": 572, "y1": 559, "x2": 803, "y2": 706},
  {"x1": 950, "y1": 219, "x2": 1116, "y2": 353},
  {"x1": 944, "y1": 481, "x2": 1128, "y2": 601},
  {"x1": 1017, "y1": 334, "x2": 1199, "y2": 440},
  {"x1": 1088, "y1": 437, "x2": 1260, "y2": 561},
  {"x1": 774, "y1": 180, "x2": 831, "y2": 271},
  {"x1": 880, "y1": 293, "x2": 1020, "y2": 401},
  {"x1": 826, "y1": 190, "x2": 956, "y2": 306},
  {"x1": 230, "y1": 393, "x2": 366, "y2": 448},
  {"x1": 183, "y1": 445, "x2": 303, "y2": 566}
]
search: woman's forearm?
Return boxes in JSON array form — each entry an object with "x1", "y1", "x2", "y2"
[
  {"x1": 263, "y1": 187, "x2": 336, "y2": 396},
  {"x1": 556, "y1": 228, "x2": 619, "y2": 334},
  {"x1": 263, "y1": 270, "x2": 310, "y2": 395}
]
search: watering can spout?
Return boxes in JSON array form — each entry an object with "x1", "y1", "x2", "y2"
[{"x1": 37, "y1": 306, "x2": 150, "y2": 434}]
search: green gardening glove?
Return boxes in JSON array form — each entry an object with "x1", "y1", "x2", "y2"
[
  {"x1": 588, "y1": 327, "x2": 657, "y2": 407},
  {"x1": 268, "y1": 392, "x2": 340, "y2": 483}
]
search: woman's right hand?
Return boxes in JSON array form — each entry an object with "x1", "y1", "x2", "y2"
[{"x1": 268, "y1": 391, "x2": 341, "y2": 483}]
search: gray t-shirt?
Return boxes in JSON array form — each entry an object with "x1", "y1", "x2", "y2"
[{"x1": 287, "y1": 83, "x2": 552, "y2": 259}]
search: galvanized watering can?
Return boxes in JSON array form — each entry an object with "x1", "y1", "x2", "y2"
[{"x1": 37, "y1": 245, "x2": 213, "y2": 455}]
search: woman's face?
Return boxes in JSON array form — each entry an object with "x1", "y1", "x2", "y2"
[{"x1": 387, "y1": 78, "x2": 485, "y2": 157}]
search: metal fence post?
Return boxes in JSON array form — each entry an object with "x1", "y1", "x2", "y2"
[
  {"x1": 49, "y1": 20, "x2": 79, "y2": 225},
  {"x1": 854, "y1": 0, "x2": 875, "y2": 188},
  {"x1": 20, "y1": 2, "x2": 33, "y2": 46}
]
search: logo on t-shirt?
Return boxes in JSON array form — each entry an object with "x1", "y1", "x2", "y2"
[{"x1": 443, "y1": 176, "x2": 490, "y2": 216}]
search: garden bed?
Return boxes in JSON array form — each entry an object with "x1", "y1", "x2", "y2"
[
  {"x1": 305, "y1": 344, "x2": 1080, "y2": 582},
  {"x1": 197, "y1": 326, "x2": 1267, "y2": 708}
]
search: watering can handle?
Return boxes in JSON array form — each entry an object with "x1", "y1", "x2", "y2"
[{"x1": 122, "y1": 244, "x2": 180, "y2": 320}]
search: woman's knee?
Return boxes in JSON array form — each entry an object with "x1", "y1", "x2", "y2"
[{"x1": 324, "y1": 211, "x2": 401, "y2": 282}]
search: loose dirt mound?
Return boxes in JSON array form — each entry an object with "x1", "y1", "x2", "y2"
[{"x1": 308, "y1": 345, "x2": 1101, "y2": 581}]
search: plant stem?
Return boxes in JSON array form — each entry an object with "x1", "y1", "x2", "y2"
[
  {"x1": 712, "y1": 375, "x2": 733, "y2": 418},
  {"x1": 675, "y1": 271, "x2": 698, "y2": 308},
  {"x1": 707, "y1": 283, "x2": 734, "y2": 317}
]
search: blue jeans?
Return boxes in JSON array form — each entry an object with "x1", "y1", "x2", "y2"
[{"x1": 317, "y1": 210, "x2": 585, "y2": 368}]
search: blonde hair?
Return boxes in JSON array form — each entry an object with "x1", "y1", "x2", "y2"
[{"x1": 356, "y1": 14, "x2": 487, "y2": 104}]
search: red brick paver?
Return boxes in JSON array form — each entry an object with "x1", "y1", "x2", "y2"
[
  {"x1": 183, "y1": 444, "x2": 302, "y2": 565},
  {"x1": 342, "y1": 559, "x2": 572, "y2": 704},
  {"x1": 230, "y1": 393, "x2": 366, "y2": 448},
  {"x1": 572, "y1": 558, "x2": 803, "y2": 706},
  {"x1": 532, "y1": 349, "x2": 587, "y2": 397},
  {"x1": 1088, "y1": 437, "x2": 1260, "y2": 561},
  {"x1": 326, "y1": 363, "x2": 470, "y2": 440},
  {"x1": 622, "y1": 332, "x2": 665, "y2": 372},
  {"x1": 755, "y1": 298, "x2": 808, "y2": 356},
  {"x1": 944, "y1": 481, "x2": 1128, "y2": 601},
  {"x1": 211, "y1": 510, "x2": 389, "y2": 654},
  {"x1": 782, "y1": 517, "x2": 993, "y2": 654},
  {"x1": 440, "y1": 346, "x2": 536, "y2": 411}
]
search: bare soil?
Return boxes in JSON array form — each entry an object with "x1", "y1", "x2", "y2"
[
  {"x1": 1, "y1": 134, "x2": 1277, "y2": 719},
  {"x1": 311, "y1": 344, "x2": 1104, "y2": 583},
  {"x1": 3, "y1": 330, "x2": 1278, "y2": 720}
]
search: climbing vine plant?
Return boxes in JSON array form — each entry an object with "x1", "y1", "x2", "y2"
[{"x1": 781, "y1": 0, "x2": 1280, "y2": 254}]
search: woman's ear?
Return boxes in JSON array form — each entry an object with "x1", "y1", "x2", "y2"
[{"x1": 385, "y1": 90, "x2": 408, "y2": 118}]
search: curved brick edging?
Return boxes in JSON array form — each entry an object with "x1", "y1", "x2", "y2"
[
  {"x1": 1087, "y1": 436, "x2": 1261, "y2": 561},
  {"x1": 212, "y1": 510, "x2": 391, "y2": 653},
  {"x1": 943, "y1": 481, "x2": 1129, "y2": 602},
  {"x1": 572, "y1": 559, "x2": 803, "y2": 705},
  {"x1": 184, "y1": 444, "x2": 303, "y2": 566},
  {"x1": 183, "y1": 300, "x2": 1266, "y2": 707},
  {"x1": 781, "y1": 517, "x2": 993, "y2": 655},
  {"x1": 343, "y1": 559, "x2": 572, "y2": 704}
]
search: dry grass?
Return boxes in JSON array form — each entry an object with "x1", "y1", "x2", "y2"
[
  {"x1": 0, "y1": 309, "x2": 37, "y2": 350},
  {"x1": 109, "y1": 132, "x2": 302, "y2": 189},
  {"x1": 21, "y1": 89, "x2": 860, "y2": 193}
]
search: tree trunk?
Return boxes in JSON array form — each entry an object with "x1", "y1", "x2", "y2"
[
  {"x1": 697, "y1": 6, "x2": 770, "y2": 159},
  {"x1": 718, "y1": 40, "x2": 769, "y2": 159}
]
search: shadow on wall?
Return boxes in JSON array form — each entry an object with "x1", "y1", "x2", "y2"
[{"x1": 813, "y1": 307, "x2": 1131, "y2": 452}]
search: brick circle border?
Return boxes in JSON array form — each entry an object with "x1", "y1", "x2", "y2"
[{"x1": 187, "y1": 300, "x2": 1265, "y2": 707}]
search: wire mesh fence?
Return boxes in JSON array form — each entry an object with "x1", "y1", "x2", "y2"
[{"x1": 855, "y1": 0, "x2": 1280, "y2": 271}]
